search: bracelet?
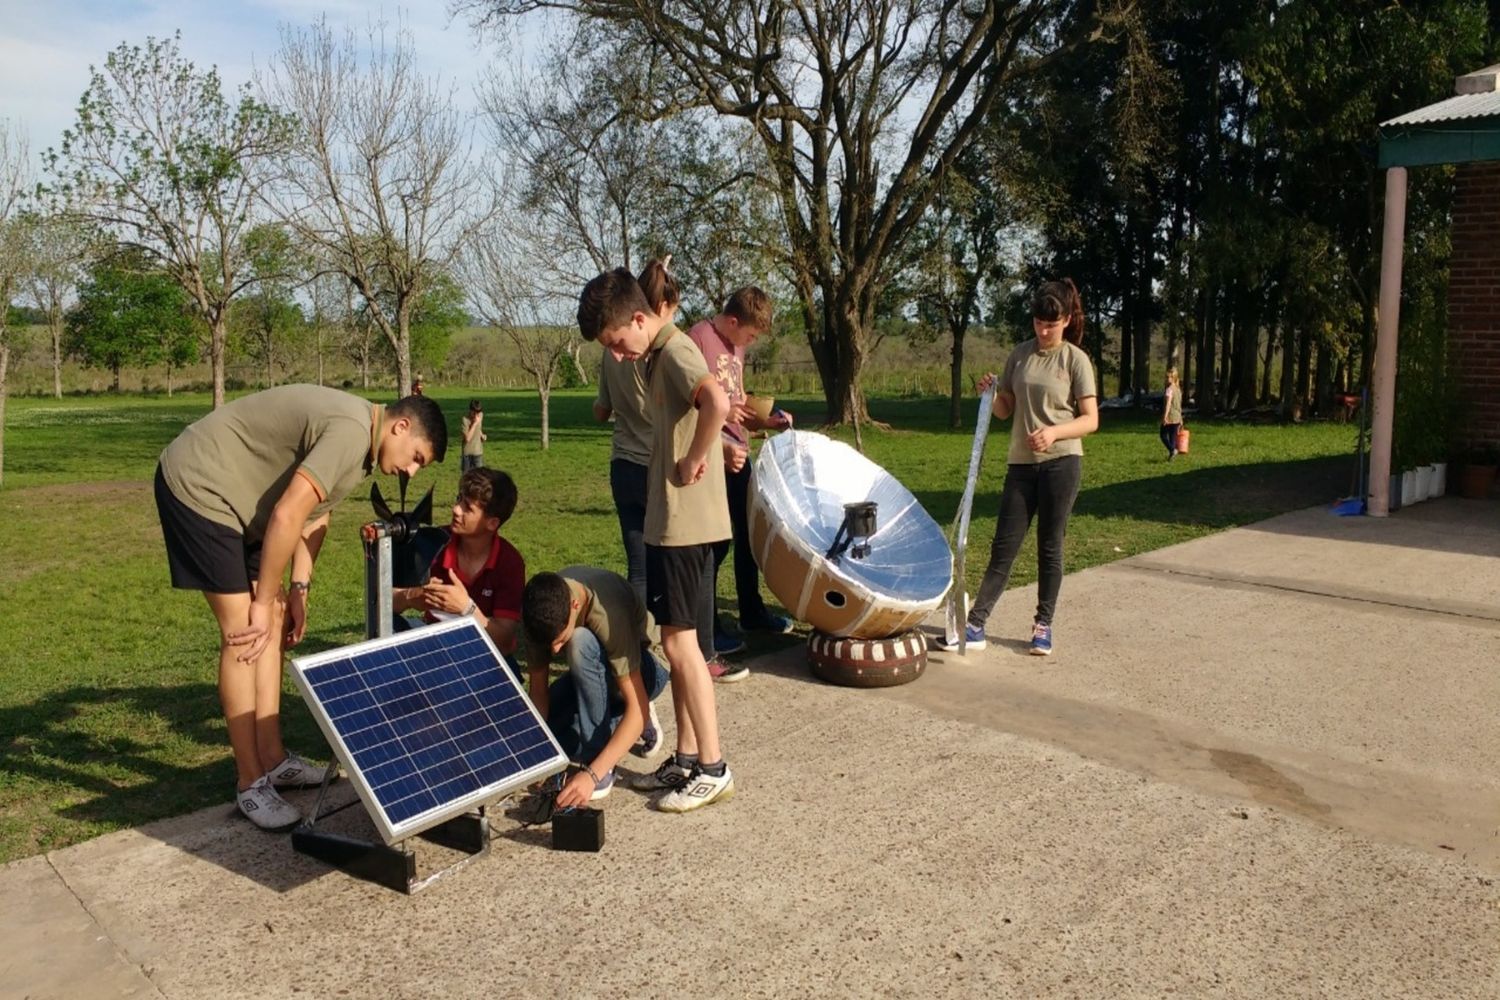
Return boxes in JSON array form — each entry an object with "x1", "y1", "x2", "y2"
[
  {"x1": 582, "y1": 764, "x2": 601, "y2": 787},
  {"x1": 464, "y1": 600, "x2": 477, "y2": 616},
  {"x1": 289, "y1": 580, "x2": 311, "y2": 594}
]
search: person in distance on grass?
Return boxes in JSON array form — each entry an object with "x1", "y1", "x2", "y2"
[
  {"x1": 520, "y1": 567, "x2": 669, "y2": 806},
  {"x1": 1160, "y1": 366, "x2": 1183, "y2": 461},
  {"x1": 460, "y1": 399, "x2": 488, "y2": 471},
  {"x1": 686, "y1": 284, "x2": 796, "y2": 683},
  {"x1": 155, "y1": 385, "x2": 447, "y2": 830},
  {"x1": 578, "y1": 266, "x2": 736, "y2": 812},
  {"x1": 935, "y1": 278, "x2": 1099, "y2": 658},
  {"x1": 391, "y1": 467, "x2": 524, "y2": 660}
]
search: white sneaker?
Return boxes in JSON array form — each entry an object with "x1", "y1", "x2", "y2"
[
  {"x1": 237, "y1": 775, "x2": 301, "y2": 831},
  {"x1": 267, "y1": 752, "x2": 331, "y2": 789},
  {"x1": 656, "y1": 764, "x2": 735, "y2": 813}
]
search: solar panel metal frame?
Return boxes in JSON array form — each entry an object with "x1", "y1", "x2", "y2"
[{"x1": 290, "y1": 616, "x2": 568, "y2": 845}]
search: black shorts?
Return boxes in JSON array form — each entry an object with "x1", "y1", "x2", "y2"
[
  {"x1": 155, "y1": 464, "x2": 261, "y2": 593},
  {"x1": 646, "y1": 543, "x2": 715, "y2": 630}
]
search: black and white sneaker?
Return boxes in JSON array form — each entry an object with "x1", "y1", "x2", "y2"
[
  {"x1": 656, "y1": 764, "x2": 735, "y2": 813},
  {"x1": 237, "y1": 775, "x2": 301, "y2": 831},
  {"x1": 628, "y1": 756, "x2": 693, "y2": 791},
  {"x1": 267, "y1": 751, "x2": 332, "y2": 789}
]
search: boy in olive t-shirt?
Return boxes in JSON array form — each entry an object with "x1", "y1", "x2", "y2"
[
  {"x1": 155, "y1": 385, "x2": 448, "y2": 830},
  {"x1": 576, "y1": 267, "x2": 737, "y2": 813},
  {"x1": 520, "y1": 566, "x2": 670, "y2": 807}
]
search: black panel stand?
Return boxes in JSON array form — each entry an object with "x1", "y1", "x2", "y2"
[{"x1": 290, "y1": 766, "x2": 492, "y2": 894}]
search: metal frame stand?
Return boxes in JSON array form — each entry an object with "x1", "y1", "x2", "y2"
[{"x1": 291, "y1": 764, "x2": 492, "y2": 894}]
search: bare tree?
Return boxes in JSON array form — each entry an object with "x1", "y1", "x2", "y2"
[
  {"x1": 260, "y1": 18, "x2": 496, "y2": 395},
  {"x1": 48, "y1": 34, "x2": 291, "y2": 407},
  {"x1": 22, "y1": 204, "x2": 96, "y2": 399},
  {"x1": 459, "y1": 0, "x2": 1120, "y2": 423},
  {"x1": 479, "y1": 38, "x2": 782, "y2": 317},
  {"x1": 461, "y1": 213, "x2": 578, "y2": 449}
]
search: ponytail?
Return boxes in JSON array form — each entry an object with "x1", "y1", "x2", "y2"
[{"x1": 637, "y1": 256, "x2": 681, "y2": 315}]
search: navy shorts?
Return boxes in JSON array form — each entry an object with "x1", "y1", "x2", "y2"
[
  {"x1": 646, "y1": 543, "x2": 715, "y2": 630},
  {"x1": 155, "y1": 464, "x2": 261, "y2": 594}
]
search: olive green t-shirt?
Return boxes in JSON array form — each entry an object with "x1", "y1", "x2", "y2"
[
  {"x1": 644, "y1": 323, "x2": 731, "y2": 547},
  {"x1": 596, "y1": 350, "x2": 652, "y2": 466},
  {"x1": 1001, "y1": 340, "x2": 1098, "y2": 464},
  {"x1": 461, "y1": 414, "x2": 485, "y2": 457},
  {"x1": 159, "y1": 384, "x2": 379, "y2": 540},
  {"x1": 524, "y1": 566, "x2": 661, "y2": 680},
  {"x1": 1164, "y1": 384, "x2": 1183, "y2": 424}
]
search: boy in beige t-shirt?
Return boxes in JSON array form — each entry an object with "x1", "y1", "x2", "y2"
[
  {"x1": 155, "y1": 385, "x2": 448, "y2": 829},
  {"x1": 577, "y1": 267, "x2": 736, "y2": 812}
]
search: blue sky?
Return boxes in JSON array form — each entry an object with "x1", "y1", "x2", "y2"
[{"x1": 0, "y1": 1, "x2": 520, "y2": 161}]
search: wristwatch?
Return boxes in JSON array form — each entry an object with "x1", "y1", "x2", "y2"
[{"x1": 289, "y1": 580, "x2": 311, "y2": 594}]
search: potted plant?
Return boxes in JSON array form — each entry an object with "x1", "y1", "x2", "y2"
[{"x1": 1456, "y1": 444, "x2": 1499, "y2": 500}]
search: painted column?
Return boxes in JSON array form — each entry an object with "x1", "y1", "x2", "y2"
[{"x1": 1368, "y1": 166, "x2": 1407, "y2": 517}]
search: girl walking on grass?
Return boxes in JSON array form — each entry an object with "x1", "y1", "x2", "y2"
[
  {"x1": 937, "y1": 279, "x2": 1099, "y2": 657},
  {"x1": 1160, "y1": 367, "x2": 1183, "y2": 460}
]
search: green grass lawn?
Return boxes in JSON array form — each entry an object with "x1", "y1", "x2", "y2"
[{"x1": 0, "y1": 388, "x2": 1358, "y2": 861}]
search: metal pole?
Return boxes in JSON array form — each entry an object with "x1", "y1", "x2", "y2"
[
  {"x1": 1368, "y1": 166, "x2": 1407, "y2": 517},
  {"x1": 364, "y1": 530, "x2": 394, "y2": 639}
]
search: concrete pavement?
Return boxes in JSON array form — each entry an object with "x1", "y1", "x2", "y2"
[{"x1": 3, "y1": 499, "x2": 1498, "y2": 999}]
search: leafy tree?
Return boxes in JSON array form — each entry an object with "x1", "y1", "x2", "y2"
[
  {"x1": 459, "y1": 0, "x2": 1129, "y2": 425},
  {"x1": 407, "y1": 271, "x2": 467, "y2": 377},
  {"x1": 232, "y1": 223, "x2": 307, "y2": 387},
  {"x1": 22, "y1": 206, "x2": 97, "y2": 399},
  {"x1": 48, "y1": 33, "x2": 292, "y2": 407},
  {"x1": 67, "y1": 249, "x2": 196, "y2": 391}
]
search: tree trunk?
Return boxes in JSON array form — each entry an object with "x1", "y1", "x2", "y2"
[
  {"x1": 211, "y1": 315, "x2": 227, "y2": 408},
  {"x1": 112, "y1": 364, "x2": 122, "y2": 392},
  {"x1": 1235, "y1": 286, "x2": 1260, "y2": 411},
  {"x1": 1260, "y1": 315, "x2": 1276, "y2": 404},
  {"x1": 396, "y1": 307, "x2": 413, "y2": 396},
  {"x1": 807, "y1": 278, "x2": 875, "y2": 426},
  {"x1": 1132, "y1": 212, "x2": 1152, "y2": 401},
  {"x1": 1278, "y1": 322, "x2": 1297, "y2": 420},
  {"x1": 317, "y1": 331, "x2": 325, "y2": 386},
  {"x1": 538, "y1": 385, "x2": 550, "y2": 451},
  {"x1": 1295, "y1": 324, "x2": 1312, "y2": 413},
  {"x1": 1118, "y1": 305, "x2": 1133, "y2": 399},
  {"x1": 1196, "y1": 283, "x2": 1217, "y2": 416},
  {"x1": 0, "y1": 342, "x2": 8, "y2": 489},
  {"x1": 948, "y1": 321, "x2": 967, "y2": 429},
  {"x1": 1313, "y1": 338, "x2": 1332, "y2": 417},
  {"x1": 51, "y1": 319, "x2": 63, "y2": 399},
  {"x1": 166, "y1": 360, "x2": 174, "y2": 398}
]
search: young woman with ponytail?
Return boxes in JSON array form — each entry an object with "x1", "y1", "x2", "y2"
[{"x1": 937, "y1": 278, "x2": 1099, "y2": 657}]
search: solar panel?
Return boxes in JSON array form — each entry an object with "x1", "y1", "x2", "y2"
[{"x1": 290, "y1": 617, "x2": 568, "y2": 845}]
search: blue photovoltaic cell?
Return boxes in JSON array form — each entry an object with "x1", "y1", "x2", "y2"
[{"x1": 301, "y1": 625, "x2": 558, "y2": 831}]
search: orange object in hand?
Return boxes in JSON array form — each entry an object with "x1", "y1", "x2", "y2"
[{"x1": 1176, "y1": 426, "x2": 1191, "y2": 455}]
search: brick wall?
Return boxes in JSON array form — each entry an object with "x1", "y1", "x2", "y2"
[{"x1": 1448, "y1": 162, "x2": 1500, "y2": 450}]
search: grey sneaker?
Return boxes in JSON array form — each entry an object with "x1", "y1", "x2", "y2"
[
  {"x1": 657, "y1": 764, "x2": 735, "y2": 813},
  {"x1": 629, "y1": 756, "x2": 694, "y2": 791},
  {"x1": 237, "y1": 775, "x2": 301, "y2": 831},
  {"x1": 633, "y1": 700, "x2": 664, "y2": 758},
  {"x1": 267, "y1": 752, "x2": 332, "y2": 789}
]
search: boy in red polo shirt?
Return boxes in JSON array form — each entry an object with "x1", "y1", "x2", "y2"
[{"x1": 393, "y1": 468, "x2": 525, "y2": 657}]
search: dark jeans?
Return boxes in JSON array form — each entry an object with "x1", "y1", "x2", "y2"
[
  {"x1": 609, "y1": 459, "x2": 648, "y2": 606},
  {"x1": 1160, "y1": 423, "x2": 1180, "y2": 457},
  {"x1": 969, "y1": 456, "x2": 1083, "y2": 629},
  {"x1": 461, "y1": 454, "x2": 483, "y2": 472},
  {"x1": 713, "y1": 457, "x2": 771, "y2": 627},
  {"x1": 545, "y1": 627, "x2": 669, "y2": 763}
]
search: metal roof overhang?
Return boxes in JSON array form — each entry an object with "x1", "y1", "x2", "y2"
[{"x1": 1378, "y1": 90, "x2": 1500, "y2": 168}]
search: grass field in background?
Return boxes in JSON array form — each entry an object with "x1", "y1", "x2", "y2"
[{"x1": 0, "y1": 388, "x2": 1358, "y2": 861}]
